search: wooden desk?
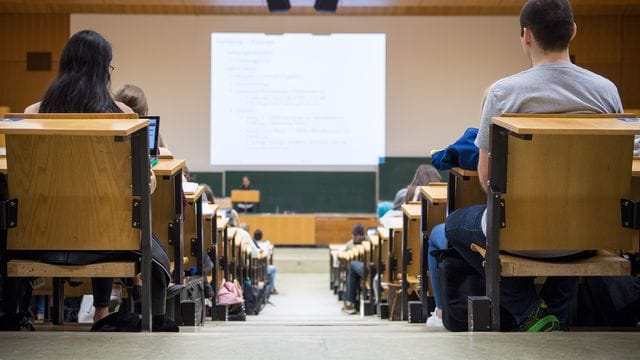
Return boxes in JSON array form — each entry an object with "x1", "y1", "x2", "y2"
[
  {"x1": 379, "y1": 222, "x2": 402, "y2": 315},
  {"x1": 203, "y1": 203, "x2": 219, "y2": 300},
  {"x1": 184, "y1": 185, "x2": 205, "y2": 275},
  {"x1": 239, "y1": 214, "x2": 315, "y2": 245},
  {"x1": 447, "y1": 167, "x2": 486, "y2": 213},
  {"x1": 0, "y1": 115, "x2": 153, "y2": 330},
  {"x1": 151, "y1": 159, "x2": 186, "y2": 267},
  {"x1": 315, "y1": 213, "x2": 378, "y2": 245},
  {"x1": 151, "y1": 158, "x2": 186, "y2": 323},
  {"x1": 418, "y1": 184, "x2": 448, "y2": 321},
  {"x1": 400, "y1": 203, "x2": 422, "y2": 322},
  {"x1": 216, "y1": 217, "x2": 230, "y2": 282},
  {"x1": 480, "y1": 115, "x2": 639, "y2": 330}
]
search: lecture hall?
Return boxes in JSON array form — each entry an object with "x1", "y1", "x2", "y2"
[{"x1": 0, "y1": 0, "x2": 639, "y2": 359}]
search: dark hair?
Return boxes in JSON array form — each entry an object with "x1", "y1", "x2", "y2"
[
  {"x1": 520, "y1": 0, "x2": 574, "y2": 52},
  {"x1": 40, "y1": 30, "x2": 121, "y2": 113},
  {"x1": 254, "y1": 229, "x2": 263, "y2": 241},
  {"x1": 406, "y1": 164, "x2": 442, "y2": 203},
  {"x1": 114, "y1": 84, "x2": 148, "y2": 116},
  {"x1": 352, "y1": 223, "x2": 365, "y2": 236}
]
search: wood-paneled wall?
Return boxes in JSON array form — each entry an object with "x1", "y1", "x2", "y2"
[
  {"x1": 0, "y1": 14, "x2": 69, "y2": 112},
  {"x1": 572, "y1": 16, "x2": 640, "y2": 108},
  {"x1": 1, "y1": 14, "x2": 638, "y2": 115}
]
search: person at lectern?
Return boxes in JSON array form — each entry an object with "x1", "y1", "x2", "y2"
[{"x1": 237, "y1": 176, "x2": 256, "y2": 213}]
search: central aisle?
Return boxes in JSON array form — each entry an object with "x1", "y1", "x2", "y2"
[{"x1": 2, "y1": 248, "x2": 638, "y2": 360}]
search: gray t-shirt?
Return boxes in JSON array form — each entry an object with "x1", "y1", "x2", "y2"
[
  {"x1": 475, "y1": 62, "x2": 623, "y2": 151},
  {"x1": 476, "y1": 62, "x2": 623, "y2": 258}
]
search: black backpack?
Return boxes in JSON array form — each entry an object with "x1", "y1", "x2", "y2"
[
  {"x1": 242, "y1": 280, "x2": 266, "y2": 316},
  {"x1": 436, "y1": 248, "x2": 515, "y2": 331}
]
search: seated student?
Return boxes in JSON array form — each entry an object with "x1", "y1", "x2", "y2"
[
  {"x1": 203, "y1": 184, "x2": 215, "y2": 204},
  {"x1": 405, "y1": 164, "x2": 442, "y2": 202},
  {"x1": 236, "y1": 176, "x2": 256, "y2": 213},
  {"x1": 446, "y1": 0, "x2": 623, "y2": 332},
  {"x1": 15, "y1": 30, "x2": 175, "y2": 330},
  {"x1": 380, "y1": 164, "x2": 441, "y2": 228},
  {"x1": 253, "y1": 229, "x2": 277, "y2": 295},
  {"x1": 340, "y1": 224, "x2": 366, "y2": 315},
  {"x1": 114, "y1": 83, "x2": 172, "y2": 157}
]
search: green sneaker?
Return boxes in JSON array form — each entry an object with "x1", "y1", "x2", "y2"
[{"x1": 520, "y1": 301, "x2": 560, "y2": 332}]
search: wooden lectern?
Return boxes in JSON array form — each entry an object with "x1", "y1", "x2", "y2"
[{"x1": 231, "y1": 189, "x2": 260, "y2": 213}]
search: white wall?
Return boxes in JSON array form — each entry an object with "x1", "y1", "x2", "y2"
[{"x1": 71, "y1": 14, "x2": 529, "y2": 171}]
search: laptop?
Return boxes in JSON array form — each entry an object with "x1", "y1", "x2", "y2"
[{"x1": 141, "y1": 115, "x2": 160, "y2": 166}]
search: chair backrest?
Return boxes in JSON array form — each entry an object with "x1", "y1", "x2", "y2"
[
  {"x1": 1, "y1": 114, "x2": 147, "y2": 251},
  {"x1": 493, "y1": 114, "x2": 639, "y2": 251}
]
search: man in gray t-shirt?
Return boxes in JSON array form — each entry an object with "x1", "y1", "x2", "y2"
[{"x1": 445, "y1": 0, "x2": 624, "y2": 332}]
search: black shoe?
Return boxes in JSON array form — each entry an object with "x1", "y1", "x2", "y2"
[{"x1": 152, "y1": 315, "x2": 179, "y2": 332}]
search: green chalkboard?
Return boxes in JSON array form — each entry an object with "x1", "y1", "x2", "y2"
[
  {"x1": 225, "y1": 171, "x2": 375, "y2": 213},
  {"x1": 190, "y1": 172, "x2": 224, "y2": 198},
  {"x1": 378, "y1": 157, "x2": 447, "y2": 201}
]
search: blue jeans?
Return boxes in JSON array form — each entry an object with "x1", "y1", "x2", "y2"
[
  {"x1": 428, "y1": 224, "x2": 447, "y2": 309},
  {"x1": 445, "y1": 205, "x2": 576, "y2": 327},
  {"x1": 266, "y1": 265, "x2": 277, "y2": 293},
  {"x1": 345, "y1": 261, "x2": 365, "y2": 304}
]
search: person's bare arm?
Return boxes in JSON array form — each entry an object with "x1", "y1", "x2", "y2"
[{"x1": 478, "y1": 148, "x2": 489, "y2": 193}]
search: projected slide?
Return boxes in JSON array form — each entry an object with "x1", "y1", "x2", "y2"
[{"x1": 211, "y1": 33, "x2": 386, "y2": 166}]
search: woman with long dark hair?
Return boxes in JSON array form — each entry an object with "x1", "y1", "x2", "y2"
[
  {"x1": 23, "y1": 30, "x2": 174, "y2": 330},
  {"x1": 26, "y1": 30, "x2": 128, "y2": 114}
]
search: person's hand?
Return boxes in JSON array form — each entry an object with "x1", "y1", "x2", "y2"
[{"x1": 150, "y1": 171, "x2": 157, "y2": 194}]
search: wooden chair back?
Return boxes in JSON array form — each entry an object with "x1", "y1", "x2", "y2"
[
  {"x1": 493, "y1": 114, "x2": 638, "y2": 251},
  {"x1": 2, "y1": 114, "x2": 146, "y2": 251}
]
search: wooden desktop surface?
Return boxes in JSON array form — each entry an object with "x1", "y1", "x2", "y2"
[
  {"x1": 5, "y1": 112, "x2": 138, "y2": 119},
  {"x1": 185, "y1": 185, "x2": 205, "y2": 203},
  {"x1": 152, "y1": 159, "x2": 185, "y2": 176},
  {"x1": 420, "y1": 185, "x2": 448, "y2": 203},
  {"x1": 401, "y1": 203, "x2": 421, "y2": 219},
  {"x1": 493, "y1": 116, "x2": 640, "y2": 135},
  {"x1": 217, "y1": 217, "x2": 230, "y2": 231},
  {"x1": 0, "y1": 117, "x2": 147, "y2": 136}
]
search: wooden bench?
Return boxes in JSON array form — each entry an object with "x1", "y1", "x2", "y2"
[
  {"x1": 476, "y1": 114, "x2": 640, "y2": 331},
  {"x1": 0, "y1": 113, "x2": 155, "y2": 330}
]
